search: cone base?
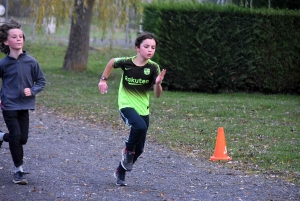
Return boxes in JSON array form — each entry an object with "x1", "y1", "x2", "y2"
[{"x1": 209, "y1": 156, "x2": 232, "y2": 161}]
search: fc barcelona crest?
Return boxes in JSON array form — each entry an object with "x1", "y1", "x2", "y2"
[{"x1": 144, "y1": 68, "x2": 150, "y2": 75}]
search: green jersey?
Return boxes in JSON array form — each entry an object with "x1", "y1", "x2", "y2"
[{"x1": 114, "y1": 56, "x2": 161, "y2": 115}]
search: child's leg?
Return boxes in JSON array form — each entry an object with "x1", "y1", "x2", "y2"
[
  {"x1": 114, "y1": 162, "x2": 127, "y2": 186},
  {"x1": 3, "y1": 110, "x2": 29, "y2": 185},
  {"x1": 0, "y1": 131, "x2": 9, "y2": 149},
  {"x1": 17, "y1": 110, "x2": 29, "y2": 145},
  {"x1": 119, "y1": 108, "x2": 148, "y2": 171},
  {"x1": 120, "y1": 108, "x2": 148, "y2": 152},
  {"x1": 133, "y1": 115, "x2": 149, "y2": 164},
  {"x1": 2, "y1": 110, "x2": 27, "y2": 168}
]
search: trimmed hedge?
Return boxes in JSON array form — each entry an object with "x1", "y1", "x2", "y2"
[{"x1": 142, "y1": 2, "x2": 300, "y2": 94}]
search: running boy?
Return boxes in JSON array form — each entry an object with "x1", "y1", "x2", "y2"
[
  {"x1": 98, "y1": 31, "x2": 166, "y2": 186},
  {"x1": 0, "y1": 19, "x2": 46, "y2": 185}
]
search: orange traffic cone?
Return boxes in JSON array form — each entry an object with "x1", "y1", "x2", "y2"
[{"x1": 210, "y1": 127, "x2": 232, "y2": 161}]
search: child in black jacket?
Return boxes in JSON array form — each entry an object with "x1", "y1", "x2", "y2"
[{"x1": 0, "y1": 19, "x2": 46, "y2": 185}]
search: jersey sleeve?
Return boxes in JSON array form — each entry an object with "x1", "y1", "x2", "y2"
[{"x1": 113, "y1": 57, "x2": 132, "y2": 69}]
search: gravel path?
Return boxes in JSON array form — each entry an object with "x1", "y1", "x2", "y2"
[{"x1": 0, "y1": 107, "x2": 299, "y2": 201}]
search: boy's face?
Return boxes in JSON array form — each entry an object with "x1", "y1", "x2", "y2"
[
  {"x1": 4, "y1": 28, "x2": 24, "y2": 51},
  {"x1": 136, "y1": 38, "x2": 156, "y2": 59}
]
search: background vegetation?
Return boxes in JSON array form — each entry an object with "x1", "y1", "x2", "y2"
[{"x1": 143, "y1": 2, "x2": 300, "y2": 94}]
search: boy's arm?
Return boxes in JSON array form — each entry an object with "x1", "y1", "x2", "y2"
[
  {"x1": 153, "y1": 69, "x2": 166, "y2": 98},
  {"x1": 30, "y1": 64, "x2": 46, "y2": 96},
  {"x1": 98, "y1": 58, "x2": 115, "y2": 94},
  {"x1": 154, "y1": 83, "x2": 162, "y2": 98}
]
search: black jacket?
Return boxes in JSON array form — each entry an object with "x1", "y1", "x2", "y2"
[{"x1": 0, "y1": 51, "x2": 46, "y2": 110}]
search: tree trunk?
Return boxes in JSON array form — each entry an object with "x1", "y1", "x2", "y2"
[{"x1": 63, "y1": 0, "x2": 95, "y2": 71}]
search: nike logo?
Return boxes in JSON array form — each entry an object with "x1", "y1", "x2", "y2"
[{"x1": 125, "y1": 68, "x2": 131, "y2": 70}]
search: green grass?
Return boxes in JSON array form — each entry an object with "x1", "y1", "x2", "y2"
[{"x1": 5, "y1": 42, "x2": 300, "y2": 184}]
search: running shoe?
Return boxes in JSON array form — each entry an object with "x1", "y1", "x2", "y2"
[
  {"x1": 114, "y1": 168, "x2": 127, "y2": 186},
  {"x1": 121, "y1": 148, "x2": 135, "y2": 171},
  {"x1": 13, "y1": 171, "x2": 28, "y2": 185}
]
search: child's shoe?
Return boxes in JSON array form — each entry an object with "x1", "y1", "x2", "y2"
[
  {"x1": 114, "y1": 168, "x2": 127, "y2": 186},
  {"x1": 121, "y1": 148, "x2": 135, "y2": 171},
  {"x1": 13, "y1": 171, "x2": 28, "y2": 185}
]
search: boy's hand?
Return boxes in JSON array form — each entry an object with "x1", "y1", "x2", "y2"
[
  {"x1": 156, "y1": 69, "x2": 166, "y2": 84},
  {"x1": 24, "y1": 88, "x2": 31, "y2": 96},
  {"x1": 98, "y1": 81, "x2": 108, "y2": 94}
]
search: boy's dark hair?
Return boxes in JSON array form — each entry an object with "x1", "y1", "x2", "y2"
[
  {"x1": 0, "y1": 19, "x2": 25, "y2": 54},
  {"x1": 135, "y1": 31, "x2": 158, "y2": 48}
]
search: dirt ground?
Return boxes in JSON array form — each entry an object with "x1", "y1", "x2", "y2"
[{"x1": 0, "y1": 106, "x2": 299, "y2": 201}]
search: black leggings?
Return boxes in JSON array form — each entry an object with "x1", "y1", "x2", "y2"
[
  {"x1": 2, "y1": 110, "x2": 29, "y2": 167},
  {"x1": 120, "y1": 107, "x2": 149, "y2": 164}
]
